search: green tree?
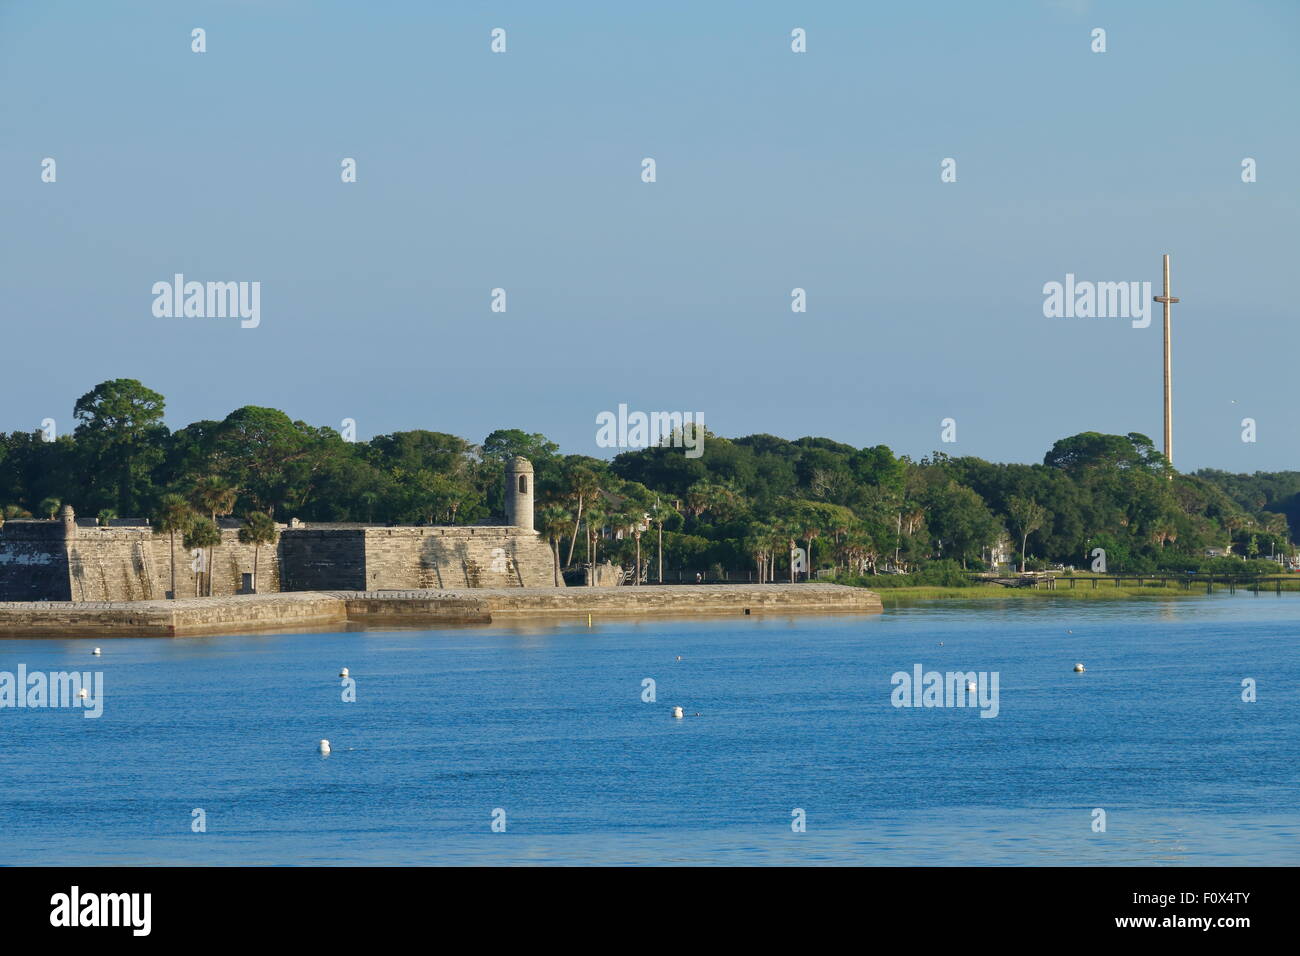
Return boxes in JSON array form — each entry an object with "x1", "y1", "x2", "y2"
[
  {"x1": 744, "y1": 520, "x2": 777, "y2": 582},
  {"x1": 481, "y1": 429, "x2": 559, "y2": 464},
  {"x1": 562, "y1": 464, "x2": 600, "y2": 567},
  {"x1": 924, "y1": 482, "x2": 999, "y2": 569},
  {"x1": 39, "y1": 496, "x2": 61, "y2": 520},
  {"x1": 615, "y1": 507, "x2": 647, "y2": 584},
  {"x1": 154, "y1": 494, "x2": 195, "y2": 599},
  {"x1": 583, "y1": 501, "x2": 607, "y2": 585},
  {"x1": 237, "y1": 511, "x2": 279, "y2": 593},
  {"x1": 393, "y1": 468, "x2": 477, "y2": 525},
  {"x1": 787, "y1": 500, "x2": 853, "y2": 579},
  {"x1": 648, "y1": 496, "x2": 675, "y2": 583},
  {"x1": 191, "y1": 475, "x2": 238, "y2": 525},
  {"x1": 1007, "y1": 496, "x2": 1048, "y2": 573},
  {"x1": 208, "y1": 406, "x2": 316, "y2": 515},
  {"x1": 368, "y1": 430, "x2": 475, "y2": 473},
  {"x1": 536, "y1": 504, "x2": 573, "y2": 587},
  {"x1": 183, "y1": 516, "x2": 222, "y2": 597},
  {"x1": 72, "y1": 379, "x2": 168, "y2": 514}
]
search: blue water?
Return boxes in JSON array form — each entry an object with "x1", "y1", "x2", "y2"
[{"x1": 1, "y1": 594, "x2": 1297, "y2": 865}]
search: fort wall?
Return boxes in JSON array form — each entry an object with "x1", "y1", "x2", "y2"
[
  {"x1": 0, "y1": 457, "x2": 560, "y2": 603},
  {"x1": 357, "y1": 526, "x2": 559, "y2": 590},
  {"x1": 64, "y1": 527, "x2": 283, "y2": 602},
  {"x1": 278, "y1": 529, "x2": 365, "y2": 591},
  {"x1": 0, "y1": 521, "x2": 72, "y2": 601},
  {"x1": 0, "y1": 523, "x2": 556, "y2": 601}
]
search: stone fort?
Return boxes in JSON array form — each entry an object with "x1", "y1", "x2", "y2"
[{"x1": 0, "y1": 457, "x2": 562, "y2": 602}]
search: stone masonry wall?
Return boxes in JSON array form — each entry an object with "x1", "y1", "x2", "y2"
[
  {"x1": 359, "y1": 527, "x2": 561, "y2": 590},
  {"x1": 71, "y1": 527, "x2": 283, "y2": 601},
  {"x1": 1, "y1": 522, "x2": 557, "y2": 601},
  {"x1": 0, "y1": 521, "x2": 72, "y2": 601},
  {"x1": 149, "y1": 528, "x2": 283, "y2": 600},
  {"x1": 0, "y1": 521, "x2": 284, "y2": 602},
  {"x1": 278, "y1": 530, "x2": 366, "y2": 591},
  {"x1": 68, "y1": 527, "x2": 160, "y2": 602}
]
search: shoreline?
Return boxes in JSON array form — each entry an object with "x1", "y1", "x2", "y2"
[
  {"x1": 870, "y1": 582, "x2": 1300, "y2": 605},
  {"x1": 874, "y1": 584, "x2": 1209, "y2": 605},
  {"x1": 0, "y1": 584, "x2": 883, "y2": 638}
]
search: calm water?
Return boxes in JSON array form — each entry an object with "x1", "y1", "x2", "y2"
[{"x1": 1, "y1": 594, "x2": 1296, "y2": 866}]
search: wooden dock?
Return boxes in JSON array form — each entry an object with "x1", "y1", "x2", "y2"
[{"x1": 975, "y1": 572, "x2": 1299, "y2": 595}]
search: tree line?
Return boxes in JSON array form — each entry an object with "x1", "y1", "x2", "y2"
[{"x1": 1, "y1": 379, "x2": 1297, "y2": 584}]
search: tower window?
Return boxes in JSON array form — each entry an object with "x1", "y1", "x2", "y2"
[{"x1": 518, "y1": 475, "x2": 528, "y2": 494}]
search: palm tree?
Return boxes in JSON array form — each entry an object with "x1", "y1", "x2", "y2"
[
  {"x1": 825, "y1": 508, "x2": 855, "y2": 574},
  {"x1": 191, "y1": 478, "x2": 237, "y2": 592},
  {"x1": 183, "y1": 517, "x2": 221, "y2": 597},
  {"x1": 237, "y1": 511, "x2": 278, "y2": 593},
  {"x1": 798, "y1": 504, "x2": 827, "y2": 582},
  {"x1": 744, "y1": 522, "x2": 773, "y2": 582},
  {"x1": 536, "y1": 504, "x2": 573, "y2": 587},
  {"x1": 763, "y1": 523, "x2": 786, "y2": 582},
  {"x1": 616, "y1": 508, "x2": 646, "y2": 584},
  {"x1": 563, "y1": 466, "x2": 599, "y2": 568},
  {"x1": 684, "y1": 481, "x2": 713, "y2": 522},
  {"x1": 1221, "y1": 511, "x2": 1250, "y2": 554},
  {"x1": 706, "y1": 480, "x2": 742, "y2": 523},
  {"x1": 649, "y1": 497, "x2": 674, "y2": 583},
  {"x1": 191, "y1": 476, "x2": 238, "y2": 526},
  {"x1": 583, "y1": 502, "x2": 606, "y2": 585},
  {"x1": 838, "y1": 528, "x2": 873, "y2": 577},
  {"x1": 154, "y1": 494, "x2": 195, "y2": 599},
  {"x1": 1150, "y1": 518, "x2": 1177, "y2": 549},
  {"x1": 97, "y1": 508, "x2": 117, "y2": 527},
  {"x1": 39, "y1": 497, "x2": 61, "y2": 520}
]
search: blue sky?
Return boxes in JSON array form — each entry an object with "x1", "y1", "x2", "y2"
[{"x1": 2, "y1": 0, "x2": 1297, "y2": 470}]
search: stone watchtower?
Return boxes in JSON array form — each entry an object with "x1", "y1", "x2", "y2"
[
  {"x1": 504, "y1": 457, "x2": 534, "y2": 532},
  {"x1": 61, "y1": 504, "x2": 77, "y2": 540}
]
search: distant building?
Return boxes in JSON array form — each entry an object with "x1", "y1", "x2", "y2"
[{"x1": 984, "y1": 534, "x2": 1013, "y2": 569}]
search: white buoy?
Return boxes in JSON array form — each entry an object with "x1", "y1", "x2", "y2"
[
  {"x1": 1074, "y1": 663, "x2": 1086, "y2": 673},
  {"x1": 339, "y1": 667, "x2": 349, "y2": 679},
  {"x1": 319, "y1": 739, "x2": 331, "y2": 754},
  {"x1": 92, "y1": 647, "x2": 101, "y2": 656},
  {"x1": 675, "y1": 656, "x2": 682, "y2": 662},
  {"x1": 966, "y1": 681, "x2": 977, "y2": 694},
  {"x1": 77, "y1": 687, "x2": 88, "y2": 699},
  {"x1": 672, "y1": 706, "x2": 684, "y2": 719}
]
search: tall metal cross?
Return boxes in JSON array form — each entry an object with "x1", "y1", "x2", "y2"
[{"x1": 1153, "y1": 254, "x2": 1179, "y2": 469}]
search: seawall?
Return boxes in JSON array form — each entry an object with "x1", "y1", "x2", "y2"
[
  {"x1": 1, "y1": 520, "x2": 561, "y2": 601},
  {"x1": 448, "y1": 583, "x2": 883, "y2": 617},
  {"x1": 0, "y1": 584, "x2": 880, "y2": 637}
]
